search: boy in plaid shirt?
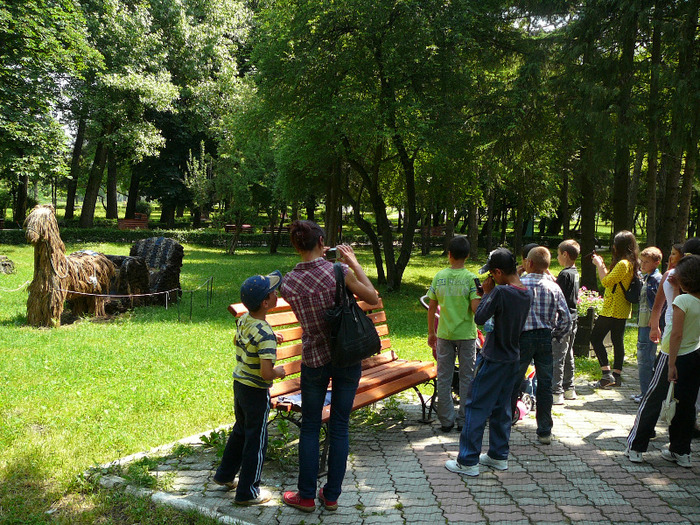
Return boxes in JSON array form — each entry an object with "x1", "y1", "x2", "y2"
[{"x1": 511, "y1": 247, "x2": 571, "y2": 445}]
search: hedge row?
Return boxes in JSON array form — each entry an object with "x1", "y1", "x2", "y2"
[
  {"x1": 1, "y1": 226, "x2": 605, "y2": 251},
  {"x1": 0, "y1": 227, "x2": 376, "y2": 249}
]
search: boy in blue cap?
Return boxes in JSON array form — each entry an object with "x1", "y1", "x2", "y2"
[{"x1": 213, "y1": 271, "x2": 286, "y2": 505}]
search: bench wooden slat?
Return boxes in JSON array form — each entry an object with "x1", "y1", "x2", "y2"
[
  {"x1": 320, "y1": 366, "x2": 436, "y2": 422},
  {"x1": 270, "y1": 377, "x2": 301, "y2": 398}
]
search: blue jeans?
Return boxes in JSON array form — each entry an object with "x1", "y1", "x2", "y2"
[
  {"x1": 636, "y1": 326, "x2": 657, "y2": 396},
  {"x1": 512, "y1": 329, "x2": 554, "y2": 437},
  {"x1": 298, "y1": 361, "x2": 361, "y2": 502},
  {"x1": 457, "y1": 355, "x2": 519, "y2": 465}
]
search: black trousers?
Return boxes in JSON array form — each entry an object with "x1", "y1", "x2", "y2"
[
  {"x1": 627, "y1": 353, "x2": 669, "y2": 452},
  {"x1": 591, "y1": 315, "x2": 627, "y2": 371},
  {"x1": 669, "y1": 348, "x2": 700, "y2": 455},
  {"x1": 215, "y1": 381, "x2": 270, "y2": 501}
]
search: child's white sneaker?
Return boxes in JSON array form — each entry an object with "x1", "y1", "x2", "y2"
[
  {"x1": 624, "y1": 447, "x2": 643, "y2": 463},
  {"x1": 479, "y1": 453, "x2": 508, "y2": 470},
  {"x1": 445, "y1": 459, "x2": 479, "y2": 476},
  {"x1": 661, "y1": 449, "x2": 691, "y2": 468},
  {"x1": 564, "y1": 389, "x2": 577, "y2": 400}
]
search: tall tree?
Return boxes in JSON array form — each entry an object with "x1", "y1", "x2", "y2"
[{"x1": 0, "y1": 0, "x2": 95, "y2": 221}]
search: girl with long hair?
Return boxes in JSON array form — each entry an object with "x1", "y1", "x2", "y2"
[{"x1": 590, "y1": 230, "x2": 640, "y2": 388}]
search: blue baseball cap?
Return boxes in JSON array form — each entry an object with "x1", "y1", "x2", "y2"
[{"x1": 240, "y1": 270, "x2": 282, "y2": 311}]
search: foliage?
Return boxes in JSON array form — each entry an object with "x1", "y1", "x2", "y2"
[{"x1": 577, "y1": 286, "x2": 604, "y2": 317}]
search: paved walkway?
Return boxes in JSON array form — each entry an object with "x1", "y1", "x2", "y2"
[{"x1": 98, "y1": 366, "x2": 700, "y2": 524}]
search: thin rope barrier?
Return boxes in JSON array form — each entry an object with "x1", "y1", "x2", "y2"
[{"x1": 0, "y1": 280, "x2": 31, "y2": 292}]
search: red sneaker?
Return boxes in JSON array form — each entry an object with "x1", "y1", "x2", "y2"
[
  {"x1": 283, "y1": 491, "x2": 315, "y2": 512},
  {"x1": 318, "y1": 488, "x2": 338, "y2": 511}
]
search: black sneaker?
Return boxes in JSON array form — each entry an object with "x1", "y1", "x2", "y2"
[
  {"x1": 440, "y1": 424, "x2": 454, "y2": 433},
  {"x1": 594, "y1": 375, "x2": 615, "y2": 389}
]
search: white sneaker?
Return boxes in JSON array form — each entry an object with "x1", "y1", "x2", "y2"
[
  {"x1": 661, "y1": 449, "x2": 691, "y2": 468},
  {"x1": 553, "y1": 394, "x2": 564, "y2": 405},
  {"x1": 624, "y1": 447, "x2": 643, "y2": 463},
  {"x1": 564, "y1": 389, "x2": 577, "y2": 400},
  {"x1": 445, "y1": 459, "x2": 479, "y2": 476},
  {"x1": 235, "y1": 488, "x2": 272, "y2": 506},
  {"x1": 479, "y1": 453, "x2": 508, "y2": 470},
  {"x1": 538, "y1": 434, "x2": 552, "y2": 445}
]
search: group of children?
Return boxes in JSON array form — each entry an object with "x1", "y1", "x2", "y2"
[{"x1": 212, "y1": 234, "x2": 700, "y2": 507}]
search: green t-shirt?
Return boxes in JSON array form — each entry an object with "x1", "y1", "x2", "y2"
[
  {"x1": 661, "y1": 293, "x2": 700, "y2": 356},
  {"x1": 427, "y1": 267, "x2": 480, "y2": 340}
]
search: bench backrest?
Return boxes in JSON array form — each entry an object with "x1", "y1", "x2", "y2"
[{"x1": 228, "y1": 295, "x2": 392, "y2": 380}]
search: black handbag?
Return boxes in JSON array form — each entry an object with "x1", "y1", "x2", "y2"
[{"x1": 325, "y1": 262, "x2": 381, "y2": 367}]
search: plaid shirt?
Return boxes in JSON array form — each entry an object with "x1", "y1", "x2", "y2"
[
  {"x1": 521, "y1": 272, "x2": 571, "y2": 339},
  {"x1": 280, "y1": 257, "x2": 347, "y2": 368}
]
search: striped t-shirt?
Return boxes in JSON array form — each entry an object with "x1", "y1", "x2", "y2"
[{"x1": 232, "y1": 312, "x2": 277, "y2": 389}]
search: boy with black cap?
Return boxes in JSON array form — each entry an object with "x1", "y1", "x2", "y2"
[
  {"x1": 446, "y1": 248, "x2": 532, "y2": 477},
  {"x1": 213, "y1": 271, "x2": 286, "y2": 505}
]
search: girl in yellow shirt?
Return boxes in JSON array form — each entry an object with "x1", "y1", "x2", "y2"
[{"x1": 590, "y1": 230, "x2": 640, "y2": 388}]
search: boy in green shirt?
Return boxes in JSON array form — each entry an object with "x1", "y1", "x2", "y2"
[{"x1": 427, "y1": 236, "x2": 482, "y2": 432}]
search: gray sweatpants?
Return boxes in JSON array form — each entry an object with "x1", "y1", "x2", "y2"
[
  {"x1": 435, "y1": 338, "x2": 476, "y2": 428},
  {"x1": 552, "y1": 320, "x2": 578, "y2": 395}
]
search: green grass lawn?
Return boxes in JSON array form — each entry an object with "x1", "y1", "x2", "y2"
[{"x1": 0, "y1": 242, "x2": 638, "y2": 523}]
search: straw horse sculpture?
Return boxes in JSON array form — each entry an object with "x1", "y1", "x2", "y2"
[{"x1": 24, "y1": 205, "x2": 115, "y2": 327}]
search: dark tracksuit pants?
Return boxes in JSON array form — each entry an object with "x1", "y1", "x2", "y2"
[{"x1": 215, "y1": 381, "x2": 270, "y2": 502}]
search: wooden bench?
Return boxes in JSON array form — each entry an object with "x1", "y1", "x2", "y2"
[
  {"x1": 224, "y1": 224, "x2": 253, "y2": 233},
  {"x1": 227, "y1": 297, "x2": 437, "y2": 426},
  {"x1": 117, "y1": 214, "x2": 148, "y2": 230}
]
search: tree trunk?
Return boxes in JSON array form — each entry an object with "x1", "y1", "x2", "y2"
[
  {"x1": 79, "y1": 140, "x2": 108, "y2": 228},
  {"x1": 627, "y1": 143, "x2": 645, "y2": 235},
  {"x1": 612, "y1": 7, "x2": 638, "y2": 232},
  {"x1": 484, "y1": 187, "x2": 495, "y2": 251},
  {"x1": 421, "y1": 211, "x2": 430, "y2": 256},
  {"x1": 580, "y1": 151, "x2": 599, "y2": 291},
  {"x1": 106, "y1": 148, "x2": 118, "y2": 219},
  {"x1": 324, "y1": 160, "x2": 342, "y2": 247},
  {"x1": 499, "y1": 200, "x2": 508, "y2": 246},
  {"x1": 160, "y1": 202, "x2": 176, "y2": 228},
  {"x1": 65, "y1": 116, "x2": 86, "y2": 220},
  {"x1": 677, "y1": 143, "x2": 697, "y2": 241},
  {"x1": 444, "y1": 189, "x2": 455, "y2": 253},
  {"x1": 270, "y1": 206, "x2": 287, "y2": 254},
  {"x1": 305, "y1": 195, "x2": 315, "y2": 221},
  {"x1": 125, "y1": 169, "x2": 140, "y2": 220},
  {"x1": 467, "y1": 201, "x2": 479, "y2": 259},
  {"x1": 513, "y1": 189, "x2": 525, "y2": 257},
  {"x1": 646, "y1": 0, "x2": 663, "y2": 246},
  {"x1": 12, "y1": 173, "x2": 28, "y2": 223}
]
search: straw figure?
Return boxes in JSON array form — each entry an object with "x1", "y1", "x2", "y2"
[{"x1": 24, "y1": 205, "x2": 115, "y2": 327}]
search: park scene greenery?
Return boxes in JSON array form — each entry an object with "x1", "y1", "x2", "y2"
[{"x1": 2, "y1": 0, "x2": 699, "y2": 523}]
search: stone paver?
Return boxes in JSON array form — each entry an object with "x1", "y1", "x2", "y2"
[{"x1": 96, "y1": 365, "x2": 700, "y2": 524}]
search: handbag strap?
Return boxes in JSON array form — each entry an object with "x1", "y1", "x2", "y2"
[
  {"x1": 666, "y1": 382, "x2": 675, "y2": 402},
  {"x1": 333, "y1": 262, "x2": 346, "y2": 307}
]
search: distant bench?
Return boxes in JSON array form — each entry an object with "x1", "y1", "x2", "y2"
[
  {"x1": 224, "y1": 224, "x2": 253, "y2": 233},
  {"x1": 228, "y1": 296, "x2": 437, "y2": 465},
  {"x1": 117, "y1": 213, "x2": 148, "y2": 230}
]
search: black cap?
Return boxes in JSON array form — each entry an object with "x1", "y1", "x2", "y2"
[
  {"x1": 521, "y1": 243, "x2": 539, "y2": 260},
  {"x1": 682, "y1": 237, "x2": 700, "y2": 256},
  {"x1": 479, "y1": 248, "x2": 517, "y2": 274}
]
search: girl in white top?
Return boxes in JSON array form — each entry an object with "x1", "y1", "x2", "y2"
[{"x1": 662, "y1": 255, "x2": 700, "y2": 466}]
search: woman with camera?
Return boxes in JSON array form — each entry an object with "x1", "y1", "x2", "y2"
[
  {"x1": 590, "y1": 230, "x2": 640, "y2": 388},
  {"x1": 280, "y1": 220, "x2": 377, "y2": 512}
]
